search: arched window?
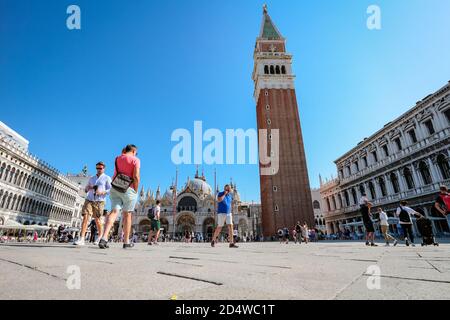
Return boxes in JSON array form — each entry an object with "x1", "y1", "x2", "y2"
[
  {"x1": 378, "y1": 177, "x2": 387, "y2": 197},
  {"x1": 275, "y1": 65, "x2": 280, "y2": 74},
  {"x1": 270, "y1": 65, "x2": 275, "y2": 74},
  {"x1": 368, "y1": 182, "x2": 376, "y2": 199},
  {"x1": 0, "y1": 163, "x2": 5, "y2": 180},
  {"x1": 4, "y1": 165, "x2": 10, "y2": 181},
  {"x1": 264, "y1": 65, "x2": 269, "y2": 74},
  {"x1": 359, "y1": 184, "x2": 365, "y2": 196},
  {"x1": 419, "y1": 161, "x2": 432, "y2": 185},
  {"x1": 437, "y1": 154, "x2": 450, "y2": 179},
  {"x1": 351, "y1": 188, "x2": 357, "y2": 205},
  {"x1": 178, "y1": 196, "x2": 198, "y2": 212},
  {"x1": 313, "y1": 200, "x2": 320, "y2": 209},
  {"x1": 1, "y1": 191, "x2": 7, "y2": 208},
  {"x1": 390, "y1": 172, "x2": 400, "y2": 194},
  {"x1": 403, "y1": 167, "x2": 415, "y2": 189},
  {"x1": 281, "y1": 65, "x2": 286, "y2": 74},
  {"x1": 344, "y1": 191, "x2": 350, "y2": 207}
]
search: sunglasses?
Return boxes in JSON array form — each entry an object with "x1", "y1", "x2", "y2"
[{"x1": 96, "y1": 167, "x2": 104, "y2": 170}]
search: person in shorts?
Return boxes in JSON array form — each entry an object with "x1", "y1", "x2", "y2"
[
  {"x1": 211, "y1": 184, "x2": 238, "y2": 248},
  {"x1": 148, "y1": 200, "x2": 161, "y2": 245},
  {"x1": 74, "y1": 162, "x2": 111, "y2": 246},
  {"x1": 98, "y1": 145, "x2": 140, "y2": 249}
]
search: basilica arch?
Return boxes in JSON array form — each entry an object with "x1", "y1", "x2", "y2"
[
  {"x1": 203, "y1": 217, "x2": 215, "y2": 241},
  {"x1": 176, "y1": 212, "x2": 196, "y2": 235},
  {"x1": 138, "y1": 219, "x2": 151, "y2": 234},
  {"x1": 160, "y1": 217, "x2": 169, "y2": 234}
]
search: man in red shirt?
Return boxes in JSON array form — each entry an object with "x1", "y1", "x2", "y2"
[{"x1": 99, "y1": 144, "x2": 140, "y2": 249}]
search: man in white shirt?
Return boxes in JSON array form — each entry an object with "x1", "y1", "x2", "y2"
[
  {"x1": 395, "y1": 201, "x2": 424, "y2": 246},
  {"x1": 75, "y1": 162, "x2": 112, "y2": 246},
  {"x1": 377, "y1": 208, "x2": 397, "y2": 246}
]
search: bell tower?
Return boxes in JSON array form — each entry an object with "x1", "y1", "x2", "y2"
[{"x1": 252, "y1": 5, "x2": 314, "y2": 237}]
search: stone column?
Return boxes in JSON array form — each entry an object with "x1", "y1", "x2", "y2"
[
  {"x1": 427, "y1": 157, "x2": 440, "y2": 182},
  {"x1": 384, "y1": 174, "x2": 394, "y2": 196},
  {"x1": 410, "y1": 163, "x2": 422, "y2": 188},
  {"x1": 396, "y1": 169, "x2": 407, "y2": 192}
]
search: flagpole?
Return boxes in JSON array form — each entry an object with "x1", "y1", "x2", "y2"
[{"x1": 172, "y1": 167, "x2": 178, "y2": 239}]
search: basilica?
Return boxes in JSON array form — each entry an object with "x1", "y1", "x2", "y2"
[{"x1": 131, "y1": 169, "x2": 252, "y2": 240}]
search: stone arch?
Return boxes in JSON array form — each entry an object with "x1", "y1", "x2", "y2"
[
  {"x1": 176, "y1": 212, "x2": 196, "y2": 234},
  {"x1": 138, "y1": 219, "x2": 151, "y2": 233},
  {"x1": 160, "y1": 217, "x2": 169, "y2": 234},
  {"x1": 203, "y1": 217, "x2": 215, "y2": 240},
  {"x1": 238, "y1": 218, "x2": 248, "y2": 238}
]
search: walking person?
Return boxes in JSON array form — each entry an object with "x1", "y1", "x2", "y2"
[
  {"x1": 302, "y1": 222, "x2": 309, "y2": 244},
  {"x1": 433, "y1": 186, "x2": 450, "y2": 226},
  {"x1": 283, "y1": 226, "x2": 289, "y2": 244},
  {"x1": 395, "y1": 201, "x2": 424, "y2": 247},
  {"x1": 359, "y1": 192, "x2": 377, "y2": 246},
  {"x1": 88, "y1": 219, "x2": 97, "y2": 243},
  {"x1": 295, "y1": 221, "x2": 302, "y2": 244},
  {"x1": 211, "y1": 184, "x2": 238, "y2": 248},
  {"x1": 377, "y1": 208, "x2": 397, "y2": 246},
  {"x1": 75, "y1": 162, "x2": 111, "y2": 246},
  {"x1": 148, "y1": 200, "x2": 161, "y2": 245},
  {"x1": 98, "y1": 145, "x2": 140, "y2": 249}
]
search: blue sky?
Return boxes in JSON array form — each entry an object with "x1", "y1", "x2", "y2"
[{"x1": 1, "y1": 0, "x2": 450, "y2": 203}]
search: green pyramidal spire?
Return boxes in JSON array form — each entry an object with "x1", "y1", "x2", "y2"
[{"x1": 260, "y1": 4, "x2": 283, "y2": 40}]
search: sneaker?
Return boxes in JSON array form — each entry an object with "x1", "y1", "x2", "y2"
[
  {"x1": 211, "y1": 240, "x2": 215, "y2": 247},
  {"x1": 393, "y1": 240, "x2": 398, "y2": 246},
  {"x1": 405, "y1": 239, "x2": 410, "y2": 247},
  {"x1": 93, "y1": 241, "x2": 99, "y2": 246},
  {"x1": 74, "y1": 239, "x2": 85, "y2": 246},
  {"x1": 98, "y1": 239, "x2": 109, "y2": 249},
  {"x1": 365, "y1": 241, "x2": 370, "y2": 246},
  {"x1": 370, "y1": 243, "x2": 378, "y2": 247},
  {"x1": 147, "y1": 242, "x2": 152, "y2": 246},
  {"x1": 229, "y1": 243, "x2": 239, "y2": 248},
  {"x1": 123, "y1": 243, "x2": 134, "y2": 249}
]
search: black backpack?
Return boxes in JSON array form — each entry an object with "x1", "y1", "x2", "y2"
[
  {"x1": 399, "y1": 206, "x2": 411, "y2": 223},
  {"x1": 147, "y1": 207, "x2": 155, "y2": 220}
]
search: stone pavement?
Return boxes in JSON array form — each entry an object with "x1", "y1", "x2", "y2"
[{"x1": 1, "y1": 240, "x2": 449, "y2": 300}]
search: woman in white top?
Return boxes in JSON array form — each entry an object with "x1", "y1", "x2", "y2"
[
  {"x1": 395, "y1": 201, "x2": 424, "y2": 246},
  {"x1": 377, "y1": 208, "x2": 397, "y2": 246}
]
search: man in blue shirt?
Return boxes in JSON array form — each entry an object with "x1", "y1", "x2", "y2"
[
  {"x1": 74, "y1": 162, "x2": 112, "y2": 246},
  {"x1": 211, "y1": 184, "x2": 238, "y2": 248}
]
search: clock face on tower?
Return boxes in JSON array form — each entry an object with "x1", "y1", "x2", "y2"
[{"x1": 253, "y1": 5, "x2": 314, "y2": 237}]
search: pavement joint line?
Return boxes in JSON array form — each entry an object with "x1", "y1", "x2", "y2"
[
  {"x1": 169, "y1": 256, "x2": 200, "y2": 260},
  {"x1": 0, "y1": 257, "x2": 66, "y2": 281},
  {"x1": 344, "y1": 259, "x2": 378, "y2": 263},
  {"x1": 157, "y1": 271, "x2": 223, "y2": 286},
  {"x1": 0, "y1": 244, "x2": 76, "y2": 249},
  {"x1": 362, "y1": 274, "x2": 450, "y2": 284},
  {"x1": 424, "y1": 260, "x2": 443, "y2": 273},
  {"x1": 252, "y1": 264, "x2": 292, "y2": 269},
  {"x1": 167, "y1": 261, "x2": 203, "y2": 267}
]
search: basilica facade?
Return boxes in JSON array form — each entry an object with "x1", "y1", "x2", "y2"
[{"x1": 132, "y1": 170, "x2": 252, "y2": 240}]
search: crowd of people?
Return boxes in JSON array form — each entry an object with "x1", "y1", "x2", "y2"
[{"x1": 357, "y1": 185, "x2": 450, "y2": 247}]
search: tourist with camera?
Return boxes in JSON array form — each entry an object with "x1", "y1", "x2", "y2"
[{"x1": 74, "y1": 162, "x2": 111, "y2": 246}]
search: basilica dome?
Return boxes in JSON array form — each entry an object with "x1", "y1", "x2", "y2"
[{"x1": 187, "y1": 178, "x2": 212, "y2": 196}]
